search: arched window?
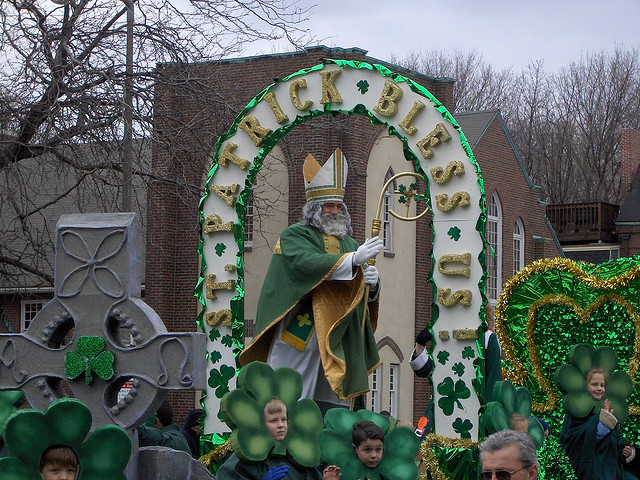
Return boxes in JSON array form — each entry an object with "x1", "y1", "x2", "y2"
[
  {"x1": 486, "y1": 193, "x2": 502, "y2": 303},
  {"x1": 513, "y1": 218, "x2": 525, "y2": 274},
  {"x1": 382, "y1": 168, "x2": 395, "y2": 254}
]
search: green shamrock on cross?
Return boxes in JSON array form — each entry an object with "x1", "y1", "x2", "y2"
[{"x1": 64, "y1": 336, "x2": 115, "y2": 385}]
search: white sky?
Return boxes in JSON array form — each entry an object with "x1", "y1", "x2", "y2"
[{"x1": 241, "y1": 0, "x2": 640, "y2": 73}]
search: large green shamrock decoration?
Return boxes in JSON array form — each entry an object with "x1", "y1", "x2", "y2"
[
  {"x1": 555, "y1": 343, "x2": 633, "y2": 421},
  {"x1": 0, "y1": 391, "x2": 25, "y2": 437},
  {"x1": 220, "y1": 361, "x2": 323, "y2": 468},
  {"x1": 64, "y1": 336, "x2": 115, "y2": 385},
  {"x1": 483, "y1": 381, "x2": 545, "y2": 449},
  {"x1": 319, "y1": 409, "x2": 419, "y2": 480},
  {"x1": 0, "y1": 397, "x2": 131, "y2": 480}
]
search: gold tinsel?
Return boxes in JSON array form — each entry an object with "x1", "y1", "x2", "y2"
[
  {"x1": 199, "y1": 439, "x2": 232, "y2": 468},
  {"x1": 420, "y1": 434, "x2": 478, "y2": 480},
  {"x1": 495, "y1": 257, "x2": 640, "y2": 414}
]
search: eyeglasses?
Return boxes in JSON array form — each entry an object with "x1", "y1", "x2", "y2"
[{"x1": 480, "y1": 466, "x2": 529, "y2": 480}]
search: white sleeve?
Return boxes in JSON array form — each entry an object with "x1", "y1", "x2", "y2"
[
  {"x1": 327, "y1": 252, "x2": 356, "y2": 280},
  {"x1": 409, "y1": 348, "x2": 429, "y2": 371}
]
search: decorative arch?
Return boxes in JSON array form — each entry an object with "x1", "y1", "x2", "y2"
[{"x1": 197, "y1": 59, "x2": 487, "y2": 440}]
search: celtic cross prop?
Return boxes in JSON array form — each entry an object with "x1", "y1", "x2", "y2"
[{"x1": 0, "y1": 213, "x2": 207, "y2": 433}]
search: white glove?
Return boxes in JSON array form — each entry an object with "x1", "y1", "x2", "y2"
[
  {"x1": 352, "y1": 237, "x2": 383, "y2": 266},
  {"x1": 363, "y1": 266, "x2": 379, "y2": 286}
]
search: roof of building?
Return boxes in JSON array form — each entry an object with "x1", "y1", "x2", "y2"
[
  {"x1": 159, "y1": 45, "x2": 456, "y2": 86},
  {"x1": 455, "y1": 109, "x2": 534, "y2": 189},
  {"x1": 454, "y1": 109, "x2": 564, "y2": 255},
  {"x1": 0, "y1": 139, "x2": 150, "y2": 292}
]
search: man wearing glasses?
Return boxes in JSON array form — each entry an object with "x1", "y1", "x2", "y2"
[{"x1": 480, "y1": 430, "x2": 539, "y2": 480}]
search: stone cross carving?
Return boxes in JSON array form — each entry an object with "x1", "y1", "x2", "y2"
[{"x1": 0, "y1": 213, "x2": 207, "y2": 432}]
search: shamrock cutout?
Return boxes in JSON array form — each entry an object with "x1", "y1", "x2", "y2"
[
  {"x1": 452, "y1": 362, "x2": 465, "y2": 377},
  {"x1": 220, "y1": 362, "x2": 323, "y2": 468},
  {"x1": 221, "y1": 334, "x2": 234, "y2": 348},
  {"x1": 437, "y1": 377, "x2": 471, "y2": 416},
  {"x1": 462, "y1": 346, "x2": 475, "y2": 359},
  {"x1": 356, "y1": 80, "x2": 369, "y2": 94},
  {"x1": 0, "y1": 398, "x2": 130, "y2": 480},
  {"x1": 209, "y1": 364, "x2": 236, "y2": 398},
  {"x1": 483, "y1": 381, "x2": 545, "y2": 449},
  {"x1": 210, "y1": 351, "x2": 222, "y2": 364},
  {"x1": 215, "y1": 243, "x2": 226, "y2": 256},
  {"x1": 448, "y1": 226, "x2": 461, "y2": 241},
  {"x1": 209, "y1": 328, "x2": 221, "y2": 342},
  {"x1": 555, "y1": 343, "x2": 632, "y2": 421},
  {"x1": 452, "y1": 417, "x2": 473, "y2": 439},
  {"x1": 319, "y1": 409, "x2": 419, "y2": 480},
  {"x1": 437, "y1": 351, "x2": 450, "y2": 365},
  {"x1": 65, "y1": 336, "x2": 115, "y2": 385}
]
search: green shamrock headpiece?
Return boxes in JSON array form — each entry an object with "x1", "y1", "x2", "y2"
[
  {"x1": 220, "y1": 361, "x2": 323, "y2": 468},
  {"x1": 483, "y1": 381, "x2": 545, "y2": 449},
  {"x1": 554, "y1": 343, "x2": 633, "y2": 421},
  {"x1": 0, "y1": 391, "x2": 25, "y2": 437},
  {"x1": 0, "y1": 397, "x2": 131, "y2": 480},
  {"x1": 319, "y1": 409, "x2": 420, "y2": 480}
]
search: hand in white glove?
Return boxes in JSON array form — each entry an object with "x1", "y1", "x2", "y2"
[
  {"x1": 352, "y1": 237, "x2": 383, "y2": 266},
  {"x1": 363, "y1": 265, "x2": 379, "y2": 286}
]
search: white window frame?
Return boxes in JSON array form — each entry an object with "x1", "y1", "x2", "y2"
[
  {"x1": 486, "y1": 193, "x2": 502, "y2": 305},
  {"x1": 389, "y1": 363, "x2": 399, "y2": 417},
  {"x1": 513, "y1": 218, "x2": 525, "y2": 274},
  {"x1": 382, "y1": 168, "x2": 395, "y2": 254},
  {"x1": 370, "y1": 365, "x2": 381, "y2": 412},
  {"x1": 21, "y1": 299, "x2": 44, "y2": 332},
  {"x1": 244, "y1": 192, "x2": 254, "y2": 249}
]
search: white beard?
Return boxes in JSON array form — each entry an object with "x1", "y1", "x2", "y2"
[{"x1": 319, "y1": 212, "x2": 350, "y2": 238}]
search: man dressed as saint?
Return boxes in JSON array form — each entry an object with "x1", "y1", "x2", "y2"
[{"x1": 240, "y1": 149, "x2": 383, "y2": 412}]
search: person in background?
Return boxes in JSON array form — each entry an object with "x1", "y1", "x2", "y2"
[
  {"x1": 137, "y1": 399, "x2": 191, "y2": 455},
  {"x1": 480, "y1": 430, "x2": 539, "y2": 480},
  {"x1": 180, "y1": 408, "x2": 204, "y2": 459}
]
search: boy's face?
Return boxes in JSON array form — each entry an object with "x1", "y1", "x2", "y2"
[
  {"x1": 264, "y1": 410, "x2": 288, "y2": 441},
  {"x1": 354, "y1": 438, "x2": 384, "y2": 468},
  {"x1": 40, "y1": 464, "x2": 77, "y2": 480}
]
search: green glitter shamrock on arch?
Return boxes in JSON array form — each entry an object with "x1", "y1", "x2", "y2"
[
  {"x1": 554, "y1": 343, "x2": 633, "y2": 421},
  {"x1": 220, "y1": 361, "x2": 323, "y2": 468},
  {"x1": 319, "y1": 409, "x2": 420, "y2": 480},
  {"x1": 0, "y1": 398, "x2": 131, "y2": 480},
  {"x1": 483, "y1": 380, "x2": 545, "y2": 449}
]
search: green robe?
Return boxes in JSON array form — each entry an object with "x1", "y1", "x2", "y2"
[
  {"x1": 559, "y1": 413, "x2": 637, "y2": 480},
  {"x1": 137, "y1": 424, "x2": 191, "y2": 455},
  {"x1": 240, "y1": 223, "x2": 380, "y2": 400},
  {"x1": 217, "y1": 453, "x2": 323, "y2": 480}
]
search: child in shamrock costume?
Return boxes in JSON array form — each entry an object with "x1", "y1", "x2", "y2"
[
  {"x1": 218, "y1": 398, "x2": 328, "y2": 480},
  {"x1": 39, "y1": 445, "x2": 79, "y2": 480},
  {"x1": 559, "y1": 366, "x2": 637, "y2": 480}
]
